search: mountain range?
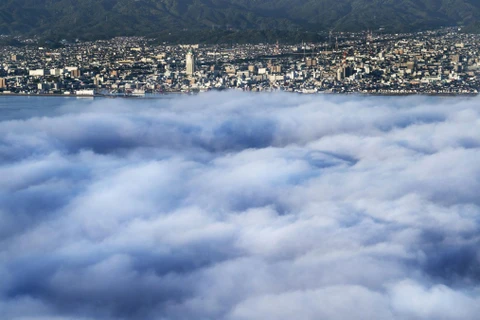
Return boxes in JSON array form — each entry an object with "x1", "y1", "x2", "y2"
[{"x1": 0, "y1": 0, "x2": 479, "y2": 41}]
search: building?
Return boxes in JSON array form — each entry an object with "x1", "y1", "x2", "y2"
[
  {"x1": 337, "y1": 67, "x2": 344, "y2": 81},
  {"x1": 186, "y1": 49, "x2": 196, "y2": 76},
  {"x1": 306, "y1": 57, "x2": 317, "y2": 67},
  {"x1": 271, "y1": 65, "x2": 282, "y2": 73},
  {"x1": 38, "y1": 83, "x2": 49, "y2": 91},
  {"x1": 0, "y1": 78, "x2": 6, "y2": 88},
  {"x1": 29, "y1": 69, "x2": 45, "y2": 77},
  {"x1": 70, "y1": 69, "x2": 81, "y2": 78},
  {"x1": 75, "y1": 89, "x2": 95, "y2": 96},
  {"x1": 50, "y1": 68, "x2": 65, "y2": 76}
]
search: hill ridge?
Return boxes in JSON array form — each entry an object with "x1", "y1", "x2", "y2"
[{"x1": 0, "y1": 0, "x2": 478, "y2": 41}]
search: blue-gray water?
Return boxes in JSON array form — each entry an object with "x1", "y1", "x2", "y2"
[{"x1": 0, "y1": 96, "x2": 176, "y2": 120}]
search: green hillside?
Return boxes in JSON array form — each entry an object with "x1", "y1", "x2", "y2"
[{"x1": 0, "y1": 0, "x2": 479, "y2": 41}]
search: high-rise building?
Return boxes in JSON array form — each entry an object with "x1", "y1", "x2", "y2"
[
  {"x1": 306, "y1": 57, "x2": 317, "y2": 67},
  {"x1": 337, "y1": 68, "x2": 344, "y2": 81},
  {"x1": 0, "y1": 78, "x2": 6, "y2": 88},
  {"x1": 186, "y1": 49, "x2": 196, "y2": 76},
  {"x1": 70, "y1": 69, "x2": 81, "y2": 78}
]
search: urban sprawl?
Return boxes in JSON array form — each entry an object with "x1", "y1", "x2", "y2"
[{"x1": 1, "y1": 28, "x2": 480, "y2": 96}]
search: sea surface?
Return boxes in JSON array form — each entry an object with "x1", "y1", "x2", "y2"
[
  {"x1": 0, "y1": 96, "x2": 94, "y2": 120},
  {"x1": 0, "y1": 95, "x2": 176, "y2": 121}
]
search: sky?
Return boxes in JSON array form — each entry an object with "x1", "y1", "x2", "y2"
[{"x1": 1, "y1": 92, "x2": 480, "y2": 320}]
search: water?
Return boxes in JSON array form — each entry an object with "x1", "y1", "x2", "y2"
[
  {"x1": 0, "y1": 95, "x2": 175, "y2": 121},
  {"x1": 0, "y1": 96, "x2": 93, "y2": 121}
]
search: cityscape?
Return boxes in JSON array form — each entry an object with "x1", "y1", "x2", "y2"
[
  {"x1": 1, "y1": 28, "x2": 480, "y2": 96},
  {"x1": 3, "y1": 0, "x2": 480, "y2": 319}
]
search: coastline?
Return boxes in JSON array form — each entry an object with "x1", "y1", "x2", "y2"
[
  {"x1": 0, "y1": 91, "x2": 478, "y2": 99},
  {"x1": 0, "y1": 92, "x2": 176, "y2": 99}
]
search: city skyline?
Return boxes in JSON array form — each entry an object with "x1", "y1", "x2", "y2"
[{"x1": 1, "y1": 28, "x2": 480, "y2": 96}]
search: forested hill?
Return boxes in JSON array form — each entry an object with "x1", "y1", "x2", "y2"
[{"x1": 1, "y1": 0, "x2": 479, "y2": 41}]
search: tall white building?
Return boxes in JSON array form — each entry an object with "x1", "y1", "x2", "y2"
[{"x1": 186, "y1": 49, "x2": 196, "y2": 76}]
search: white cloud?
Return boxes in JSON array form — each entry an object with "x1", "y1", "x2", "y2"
[{"x1": 1, "y1": 92, "x2": 480, "y2": 319}]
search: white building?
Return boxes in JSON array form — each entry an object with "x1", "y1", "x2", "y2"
[
  {"x1": 75, "y1": 89, "x2": 95, "y2": 96},
  {"x1": 186, "y1": 49, "x2": 196, "y2": 76},
  {"x1": 29, "y1": 69, "x2": 45, "y2": 77},
  {"x1": 50, "y1": 68, "x2": 65, "y2": 76},
  {"x1": 66, "y1": 66, "x2": 78, "y2": 72}
]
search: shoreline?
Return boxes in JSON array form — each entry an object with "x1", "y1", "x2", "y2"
[
  {"x1": 0, "y1": 93, "x2": 179, "y2": 99},
  {"x1": 0, "y1": 91, "x2": 478, "y2": 99}
]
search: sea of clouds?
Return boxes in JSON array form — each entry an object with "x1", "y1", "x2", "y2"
[{"x1": 1, "y1": 92, "x2": 480, "y2": 320}]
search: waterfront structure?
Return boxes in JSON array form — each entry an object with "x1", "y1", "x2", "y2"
[{"x1": 75, "y1": 89, "x2": 95, "y2": 96}]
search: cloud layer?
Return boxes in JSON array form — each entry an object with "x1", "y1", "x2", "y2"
[{"x1": 1, "y1": 93, "x2": 480, "y2": 320}]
